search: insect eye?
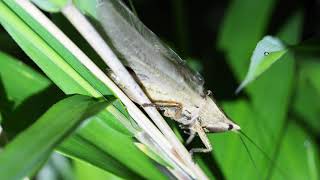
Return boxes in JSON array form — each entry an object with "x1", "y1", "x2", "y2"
[
  {"x1": 228, "y1": 124, "x2": 233, "y2": 130},
  {"x1": 264, "y1": 51, "x2": 270, "y2": 56}
]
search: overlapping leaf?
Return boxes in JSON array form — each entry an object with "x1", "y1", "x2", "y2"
[
  {"x1": 0, "y1": 1, "x2": 166, "y2": 179},
  {"x1": 0, "y1": 94, "x2": 111, "y2": 180}
]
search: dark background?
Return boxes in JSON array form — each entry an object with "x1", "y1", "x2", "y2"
[
  {"x1": 126, "y1": 0, "x2": 320, "y2": 100},
  {"x1": 1, "y1": 0, "x2": 319, "y2": 101}
]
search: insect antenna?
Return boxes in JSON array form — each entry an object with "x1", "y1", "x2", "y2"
[
  {"x1": 238, "y1": 134, "x2": 258, "y2": 170},
  {"x1": 239, "y1": 130, "x2": 269, "y2": 159},
  {"x1": 239, "y1": 130, "x2": 290, "y2": 179}
]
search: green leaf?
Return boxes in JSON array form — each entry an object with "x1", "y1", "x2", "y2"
[
  {"x1": 0, "y1": 8, "x2": 162, "y2": 178},
  {"x1": 214, "y1": 1, "x2": 309, "y2": 178},
  {"x1": 0, "y1": 52, "x2": 63, "y2": 137},
  {"x1": 63, "y1": 118, "x2": 167, "y2": 180},
  {"x1": 58, "y1": 134, "x2": 140, "y2": 179},
  {"x1": 31, "y1": 0, "x2": 68, "y2": 13},
  {"x1": 0, "y1": 1, "x2": 167, "y2": 175},
  {"x1": 194, "y1": 157, "x2": 216, "y2": 180},
  {"x1": 301, "y1": 60, "x2": 320, "y2": 94},
  {"x1": 0, "y1": 95, "x2": 112, "y2": 180},
  {"x1": 37, "y1": 153, "x2": 75, "y2": 180},
  {"x1": 73, "y1": 0, "x2": 99, "y2": 18},
  {"x1": 0, "y1": 52, "x2": 51, "y2": 107},
  {"x1": 1, "y1": 0, "x2": 131, "y2": 136},
  {"x1": 236, "y1": 36, "x2": 287, "y2": 93},
  {"x1": 293, "y1": 60, "x2": 320, "y2": 133},
  {"x1": 0, "y1": 51, "x2": 164, "y2": 179},
  {"x1": 271, "y1": 122, "x2": 320, "y2": 180},
  {"x1": 218, "y1": 0, "x2": 277, "y2": 78},
  {"x1": 134, "y1": 142, "x2": 173, "y2": 169},
  {"x1": 74, "y1": 159, "x2": 123, "y2": 180},
  {"x1": 212, "y1": 100, "x2": 320, "y2": 180},
  {"x1": 0, "y1": 1, "x2": 95, "y2": 96}
]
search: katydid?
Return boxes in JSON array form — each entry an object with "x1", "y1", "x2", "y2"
[{"x1": 97, "y1": 0, "x2": 240, "y2": 153}]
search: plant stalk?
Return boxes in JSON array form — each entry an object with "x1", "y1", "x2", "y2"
[
  {"x1": 16, "y1": 0, "x2": 205, "y2": 178},
  {"x1": 60, "y1": 2, "x2": 207, "y2": 180}
]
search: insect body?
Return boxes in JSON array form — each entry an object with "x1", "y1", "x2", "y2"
[{"x1": 97, "y1": 0, "x2": 240, "y2": 153}]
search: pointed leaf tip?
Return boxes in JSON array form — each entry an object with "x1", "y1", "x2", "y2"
[{"x1": 236, "y1": 36, "x2": 288, "y2": 93}]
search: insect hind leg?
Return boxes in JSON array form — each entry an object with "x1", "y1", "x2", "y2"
[
  {"x1": 141, "y1": 100, "x2": 182, "y2": 109},
  {"x1": 142, "y1": 100, "x2": 184, "y2": 119},
  {"x1": 189, "y1": 122, "x2": 212, "y2": 155}
]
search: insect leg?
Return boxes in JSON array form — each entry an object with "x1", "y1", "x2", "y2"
[
  {"x1": 177, "y1": 118, "x2": 196, "y2": 125},
  {"x1": 142, "y1": 101, "x2": 185, "y2": 120},
  {"x1": 189, "y1": 123, "x2": 212, "y2": 155},
  {"x1": 141, "y1": 101, "x2": 182, "y2": 109},
  {"x1": 185, "y1": 130, "x2": 196, "y2": 145}
]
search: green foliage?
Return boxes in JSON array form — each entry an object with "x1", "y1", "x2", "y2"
[
  {"x1": 0, "y1": 1, "x2": 166, "y2": 179},
  {"x1": 236, "y1": 36, "x2": 287, "y2": 93},
  {"x1": 214, "y1": 0, "x2": 319, "y2": 179},
  {"x1": 0, "y1": 0, "x2": 319, "y2": 179},
  {"x1": 293, "y1": 60, "x2": 320, "y2": 133},
  {"x1": 0, "y1": 94, "x2": 111, "y2": 180},
  {"x1": 74, "y1": 160, "x2": 123, "y2": 180}
]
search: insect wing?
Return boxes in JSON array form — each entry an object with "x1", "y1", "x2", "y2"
[{"x1": 96, "y1": 0, "x2": 205, "y2": 96}]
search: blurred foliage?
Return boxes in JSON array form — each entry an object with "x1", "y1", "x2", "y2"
[{"x1": 0, "y1": 0, "x2": 319, "y2": 179}]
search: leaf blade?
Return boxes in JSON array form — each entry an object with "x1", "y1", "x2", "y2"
[
  {"x1": 236, "y1": 36, "x2": 288, "y2": 93},
  {"x1": 0, "y1": 95, "x2": 112, "y2": 180}
]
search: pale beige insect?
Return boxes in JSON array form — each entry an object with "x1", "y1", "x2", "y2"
[{"x1": 97, "y1": 0, "x2": 240, "y2": 153}]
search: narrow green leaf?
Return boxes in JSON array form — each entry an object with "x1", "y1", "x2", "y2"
[
  {"x1": 236, "y1": 36, "x2": 287, "y2": 93},
  {"x1": 2, "y1": 0, "x2": 131, "y2": 136},
  {"x1": 68, "y1": 118, "x2": 166, "y2": 180},
  {"x1": 0, "y1": 1, "x2": 95, "y2": 95},
  {"x1": 0, "y1": 2, "x2": 168, "y2": 178},
  {"x1": 0, "y1": 95, "x2": 112, "y2": 180},
  {"x1": 0, "y1": 53, "x2": 163, "y2": 179},
  {"x1": 58, "y1": 134, "x2": 141, "y2": 179}
]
